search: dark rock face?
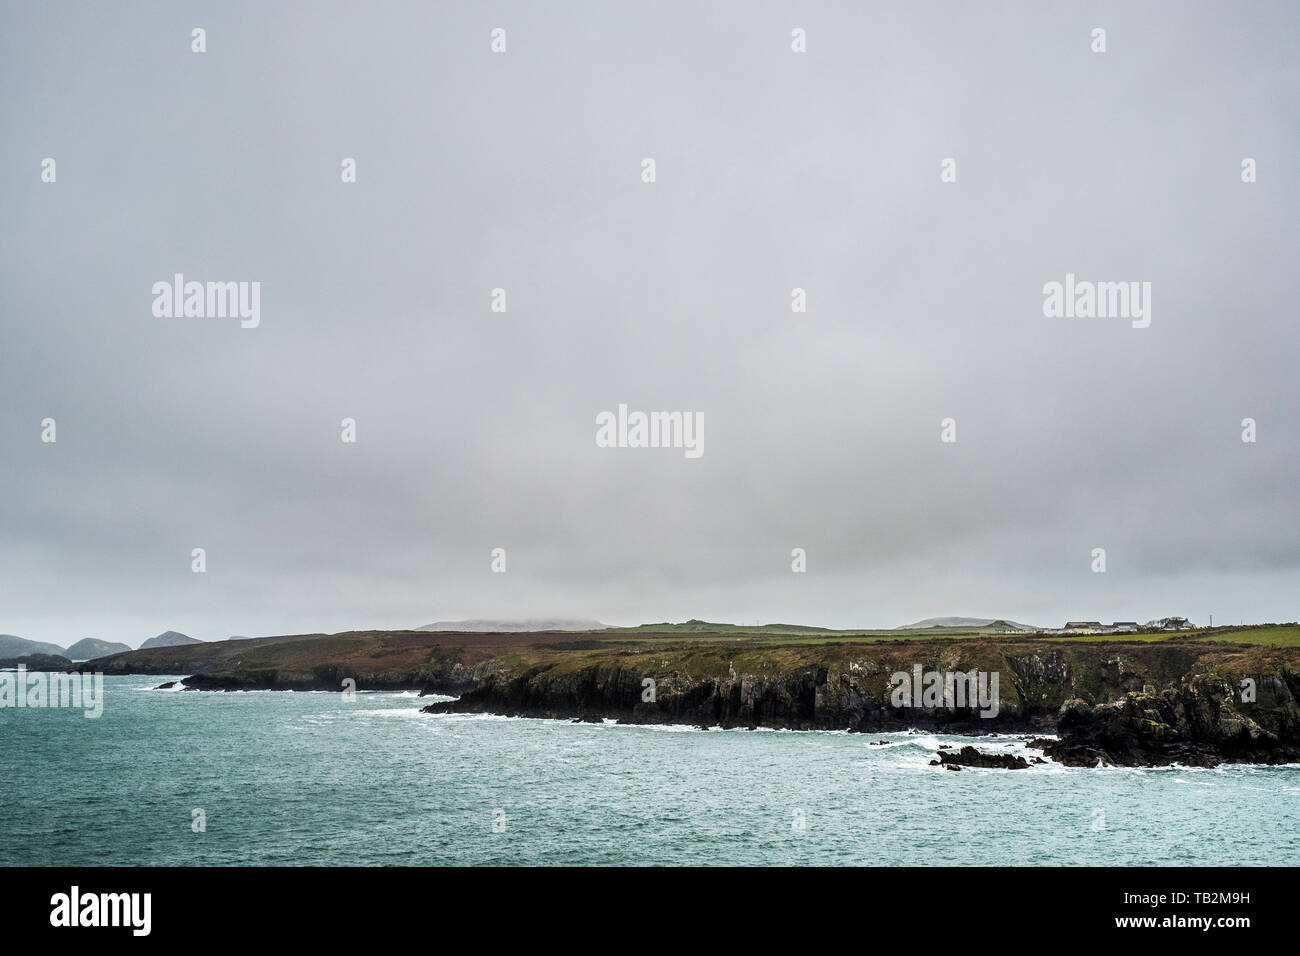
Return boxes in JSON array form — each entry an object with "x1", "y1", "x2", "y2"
[
  {"x1": 1046, "y1": 671, "x2": 1300, "y2": 767},
  {"x1": 419, "y1": 648, "x2": 1159, "y2": 735},
  {"x1": 422, "y1": 651, "x2": 1300, "y2": 768},
  {"x1": 418, "y1": 661, "x2": 1038, "y2": 733}
]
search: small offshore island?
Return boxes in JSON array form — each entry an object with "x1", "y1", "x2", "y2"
[{"x1": 46, "y1": 619, "x2": 1299, "y2": 769}]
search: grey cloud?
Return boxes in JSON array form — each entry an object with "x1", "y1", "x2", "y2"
[{"x1": 1, "y1": 1, "x2": 1296, "y2": 644}]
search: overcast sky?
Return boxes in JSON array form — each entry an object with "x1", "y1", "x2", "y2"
[{"x1": 2, "y1": 2, "x2": 1297, "y2": 646}]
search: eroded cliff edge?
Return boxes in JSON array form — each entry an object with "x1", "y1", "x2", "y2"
[
  {"x1": 91, "y1": 629, "x2": 1300, "y2": 767},
  {"x1": 420, "y1": 641, "x2": 1300, "y2": 767}
]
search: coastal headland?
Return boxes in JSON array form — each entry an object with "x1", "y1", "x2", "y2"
[{"x1": 79, "y1": 623, "x2": 1300, "y2": 768}]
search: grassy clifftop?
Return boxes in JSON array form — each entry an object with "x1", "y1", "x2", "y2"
[{"x1": 88, "y1": 622, "x2": 1300, "y2": 687}]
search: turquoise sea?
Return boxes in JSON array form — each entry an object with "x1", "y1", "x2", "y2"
[{"x1": 2, "y1": 674, "x2": 1298, "y2": 866}]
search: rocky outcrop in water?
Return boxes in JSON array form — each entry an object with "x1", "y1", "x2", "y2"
[{"x1": 932, "y1": 746, "x2": 1030, "y2": 769}]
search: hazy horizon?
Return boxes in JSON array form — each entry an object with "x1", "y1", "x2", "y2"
[
  {"x1": 2, "y1": 609, "x2": 1288, "y2": 652},
  {"x1": 3, "y1": 2, "x2": 1298, "y2": 645}
]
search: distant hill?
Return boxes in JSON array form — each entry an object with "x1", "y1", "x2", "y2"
[
  {"x1": 0, "y1": 653, "x2": 73, "y2": 670},
  {"x1": 417, "y1": 618, "x2": 607, "y2": 632},
  {"x1": 141, "y1": 631, "x2": 202, "y2": 649},
  {"x1": 0, "y1": 634, "x2": 67, "y2": 657},
  {"x1": 611, "y1": 619, "x2": 836, "y2": 634},
  {"x1": 899, "y1": 616, "x2": 1040, "y2": 631},
  {"x1": 65, "y1": 638, "x2": 133, "y2": 660}
]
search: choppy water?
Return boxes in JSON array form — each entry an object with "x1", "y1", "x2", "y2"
[{"x1": 1, "y1": 674, "x2": 1297, "y2": 865}]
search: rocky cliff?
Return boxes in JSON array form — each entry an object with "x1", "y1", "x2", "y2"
[
  {"x1": 421, "y1": 641, "x2": 1300, "y2": 766},
  {"x1": 1046, "y1": 671, "x2": 1300, "y2": 766},
  {"x1": 88, "y1": 627, "x2": 1300, "y2": 767}
]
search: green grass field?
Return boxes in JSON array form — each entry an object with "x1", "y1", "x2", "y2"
[
  {"x1": 592, "y1": 622, "x2": 1300, "y2": 649},
  {"x1": 1183, "y1": 625, "x2": 1300, "y2": 647}
]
